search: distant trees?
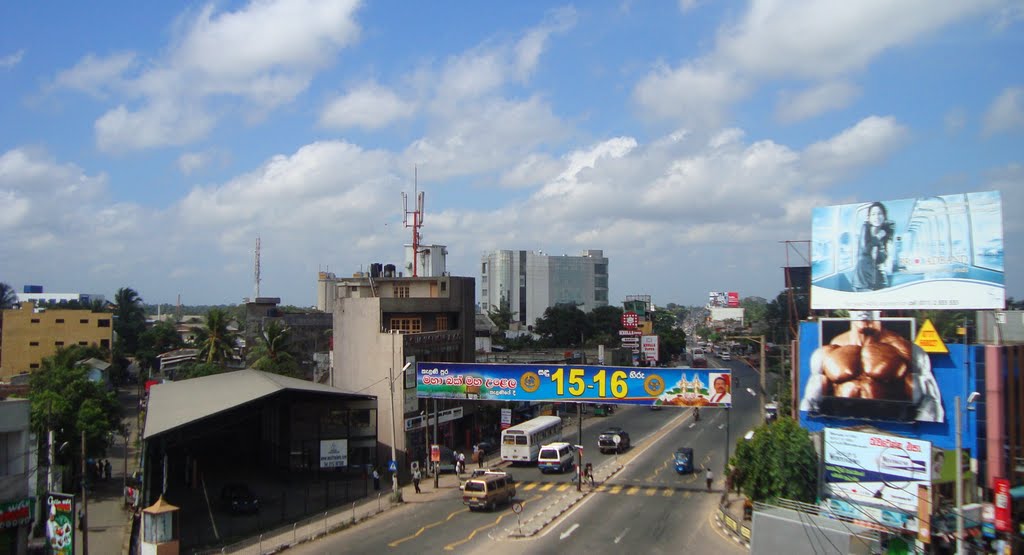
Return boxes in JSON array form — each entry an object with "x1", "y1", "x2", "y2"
[
  {"x1": 533, "y1": 304, "x2": 591, "y2": 347},
  {"x1": 729, "y1": 417, "x2": 818, "y2": 503},
  {"x1": 0, "y1": 282, "x2": 18, "y2": 309},
  {"x1": 135, "y1": 320, "x2": 185, "y2": 372}
]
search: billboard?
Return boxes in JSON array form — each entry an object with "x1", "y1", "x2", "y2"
[
  {"x1": 708, "y1": 291, "x2": 727, "y2": 308},
  {"x1": 798, "y1": 316, "x2": 944, "y2": 423},
  {"x1": 45, "y1": 493, "x2": 74, "y2": 555},
  {"x1": 727, "y1": 292, "x2": 739, "y2": 307},
  {"x1": 811, "y1": 191, "x2": 1004, "y2": 309},
  {"x1": 797, "y1": 321, "x2": 980, "y2": 452},
  {"x1": 824, "y1": 428, "x2": 932, "y2": 514},
  {"x1": 416, "y1": 362, "x2": 731, "y2": 407},
  {"x1": 319, "y1": 439, "x2": 347, "y2": 469}
]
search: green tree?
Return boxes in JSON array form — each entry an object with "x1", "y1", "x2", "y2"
[
  {"x1": 135, "y1": 320, "x2": 185, "y2": 372},
  {"x1": 0, "y1": 282, "x2": 18, "y2": 309},
  {"x1": 588, "y1": 305, "x2": 624, "y2": 345},
  {"x1": 729, "y1": 418, "x2": 818, "y2": 503},
  {"x1": 113, "y1": 287, "x2": 147, "y2": 354},
  {"x1": 193, "y1": 308, "x2": 238, "y2": 365},
  {"x1": 533, "y1": 304, "x2": 591, "y2": 347},
  {"x1": 247, "y1": 320, "x2": 300, "y2": 376},
  {"x1": 177, "y1": 362, "x2": 225, "y2": 380},
  {"x1": 28, "y1": 346, "x2": 123, "y2": 468}
]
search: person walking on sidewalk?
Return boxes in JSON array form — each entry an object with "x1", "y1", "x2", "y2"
[
  {"x1": 705, "y1": 467, "x2": 714, "y2": 492},
  {"x1": 412, "y1": 467, "x2": 422, "y2": 494},
  {"x1": 457, "y1": 451, "x2": 466, "y2": 474},
  {"x1": 476, "y1": 445, "x2": 484, "y2": 469},
  {"x1": 372, "y1": 467, "x2": 381, "y2": 491}
]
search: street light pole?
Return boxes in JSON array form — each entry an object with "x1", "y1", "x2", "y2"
[
  {"x1": 955, "y1": 395, "x2": 963, "y2": 555},
  {"x1": 388, "y1": 363, "x2": 400, "y2": 499}
]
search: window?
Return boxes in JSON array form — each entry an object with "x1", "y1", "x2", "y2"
[
  {"x1": 595, "y1": 290, "x2": 608, "y2": 302},
  {"x1": 29, "y1": 364, "x2": 39, "y2": 369},
  {"x1": 80, "y1": 319, "x2": 89, "y2": 324},
  {"x1": 55, "y1": 341, "x2": 64, "y2": 347},
  {"x1": 393, "y1": 285, "x2": 410, "y2": 298},
  {"x1": 31, "y1": 318, "x2": 40, "y2": 324},
  {"x1": 436, "y1": 315, "x2": 448, "y2": 331},
  {"x1": 56, "y1": 319, "x2": 65, "y2": 324},
  {"x1": 440, "y1": 281, "x2": 447, "y2": 292},
  {"x1": 101, "y1": 339, "x2": 110, "y2": 349},
  {"x1": 97, "y1": 319, "x2": 111, "y2": 327},
  {"x1": 78, "y1": 341, "x2": 88, "y2": 346},
  {"x1": 29, "y1": 341, "x2": 39, "y2": 347},
  {"x1": 390, "y1": 318, "x2": 422, "y2": 333}
]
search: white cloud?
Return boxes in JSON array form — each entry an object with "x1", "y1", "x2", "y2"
[
  {"x1": 95, "y1": 99, "x2": 215, "y2": 153},
  {"x1": 499, "y1": 153, "x2": 563, "y2": 188},
  {"x1": 802, "y1": 115, "x2": 909, "y2": 185},
  {"x1": 319, "y1": 82, "x2": 416, "y2": 130},
  {"x1": 0, "y1": 49, "x2": 25, "y2": 69},
  {"x1": 982, "y1": 86, "x2": 1024, "y2": 136},
  {"x1": 716, "y1": 0, "x2": 998, "y2": 79},
  {"x1": 632, "y1": 62, "x2": 747, "y2": 128},
  {"x1": 53, "y1": 52, "x2": 137, "y2": 97},
  {"x1": 776, "y1": 81, "x2": 860, "y2": 123},
  {"x1": 177, "y1": 149, "x2": 230, "y2": 175},
  {"x1": 944, "y1": 107, "x2": 968, "y2": 135},
  {"x1": 678, "y1": 0, "x2": 700, "y2": 13},
  {"x1": 514, "y1": 7, "x2": 577, "y2": 80}
]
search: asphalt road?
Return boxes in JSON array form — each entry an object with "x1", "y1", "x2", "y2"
[{"x1": 286, "y1": 355, "x2": 761, "y2": 554}]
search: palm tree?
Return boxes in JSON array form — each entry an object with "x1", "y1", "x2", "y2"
[
  {"x1": 113, "y1": 287, "x2": 146, "y2": 354},
  {"x1": 194, "y1": 308, "x2": 238, "y2": 365},
  {"x1": 248, "y1": 320, "x2": 299, "y2": 376},
  {"x1": 0, "y1": 282, "x2": 17, "y2": 309}
]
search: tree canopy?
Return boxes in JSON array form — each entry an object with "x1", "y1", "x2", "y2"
[
  {"x1": 113, "y1": 287, "x2": 147, "y2": 355},
  {"x1": 247, "y1": 320, "x2": 300, "y2": 377},
  {"x1": 193, "y1": 308, "x2": 239, "y2": 365},
  {"x1": 729, "y1": 417, "x2": 818, "y2": 503},
  {"x1": 533, "y1": 304, "x2": 591, "y2": 347},
  {"x1": 1, "y1": 282, "x2": 19, "y2": 309}
]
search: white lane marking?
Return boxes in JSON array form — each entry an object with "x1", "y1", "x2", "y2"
[
  {"x1": 560, "y1": 523, "x2": 580, "y2": 540},
  {"x1": 614, "y1": 527, "x2": 631, "y2": 544}
]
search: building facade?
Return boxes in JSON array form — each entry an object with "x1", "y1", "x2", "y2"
[
  {"x1": 0, "y1": 399, "x2": 33, "y2": 555},
  {"x1": 0, "y1": 303, "x2": 113, "y2": 381},
  {"x1": 479, "y1": 249, "x2": 609, "y2": 328},
  {"x1": 329, "y1": 273, "x2": 477, "y2": 478},
  {"x1": 243, "y1": 297, "x2": 332, "y2": 382}
]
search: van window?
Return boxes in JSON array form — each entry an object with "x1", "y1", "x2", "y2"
[
  {"x1": 465, "y1": 481, "x2": 485, "y2": 492},
  {"x1": 540, "y1": 448, "x2": 557, "y2": 460}
]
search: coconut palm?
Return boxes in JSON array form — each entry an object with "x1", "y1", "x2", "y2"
[
  {"x1": 248, "y1": 320, "x2": 300, "y2": 376},
  {"x1": 0, "y1": 282, "x2": 17, "y2": 309},
  {"x1": 113, "y1": 287, "x2": 146, "y2": 354},
  {"x1": 194, "y1": 308, "x2": 238, "y2": 365}
]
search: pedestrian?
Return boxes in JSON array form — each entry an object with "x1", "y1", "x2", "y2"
[
  {"x1": 412, "y1": 467, "x2": 422, "y2": 494},
  {"x1": 457, "y1": 451, "x2": 466, "y2": 474},
  {"x1": 104, "y1": 459, "x2": 112, "y2": 480},
  {"x1": 372, "y1": 467, "x2": 381, "y2": 491},
  {"x1": 77, "y1": 508, "x2": 85, "y2": 531},
  {"x1": 477, "y1": 445, "x2": 484, "y2": 469},
  {"x1": 706, "y1": 467, "x2": 714, "y2": 492},
  {"x1": 95, "y1": 459, "x2": 103, "y2": 481}
]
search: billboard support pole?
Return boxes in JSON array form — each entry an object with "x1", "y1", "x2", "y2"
[{"x1": 955, "y1": 395, "x2": 963, "y2": 555}]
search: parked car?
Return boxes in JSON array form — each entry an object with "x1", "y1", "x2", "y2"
[
  {"x1": 598, "y1": 427, "x2": 631, "y2": 454},
  {"x1": 220, "y1": 483, "x2": 259, "y2": 514}
]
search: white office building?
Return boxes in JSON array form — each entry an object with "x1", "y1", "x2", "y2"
[{"x1": 479, "y1": 249, "x2": 609, "y2": 328}]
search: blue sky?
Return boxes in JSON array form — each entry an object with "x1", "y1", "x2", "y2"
[{"x1": 1, "y1": 0, "x2": 1022, "y2": 308}]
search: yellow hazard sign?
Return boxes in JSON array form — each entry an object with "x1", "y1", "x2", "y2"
[{"x1": 915, "y1": 319, "x2": 948, "y2": 354}]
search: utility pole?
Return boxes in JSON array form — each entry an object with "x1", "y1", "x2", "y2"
[
  {"x1": 81, "y1": 430, "x2": 89, "y2": 555},
  {"x1": 576, "y1": 403, "x2": 583, "y2": 492},
  {"x1": 433, "y1": 398, "x2": 439, "y2": 488}
]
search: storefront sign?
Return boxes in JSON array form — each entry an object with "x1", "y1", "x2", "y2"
[
  {"x1": 0, "y1": 498, "x2": 32, "y2": 528},
  {"x1": 319, "y1": 439, "x2": 348, "y2": 468}
]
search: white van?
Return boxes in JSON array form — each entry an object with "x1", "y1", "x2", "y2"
[{"x1": 537, "y1": 442, "x2": 575, "y2": 473}]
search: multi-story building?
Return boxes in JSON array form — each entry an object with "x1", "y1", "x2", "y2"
[
  {"x1": 243, "y1": 297, "x2": 332, "y2": 382},
  {"x1": 0, "y1": 399, "x2": 33, "y2": 555},
  {"x1": 0, "y1": 303, "x2": 113, "y2": 381},
  {"x1": 479, "y1": 249, "x2": 609, "y2": 328},
  {"x1": 15, "y1": 285, "x2": 105, "y2": 307},
  {"x1": 327, "y1": 270, "x2": 476, "y2": 477}
]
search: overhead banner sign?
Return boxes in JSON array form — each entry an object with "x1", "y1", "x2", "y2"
[
  {"x1": 416, "y1": 362, "x2": 731, "y2": 408},
  {"x1": 823, "y1": 428, "x2": 931, "y2": 514},
  {"x1": 810, "y1": 191, "x2": 1004, "y2": 309}
]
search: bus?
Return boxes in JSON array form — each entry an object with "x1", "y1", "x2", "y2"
[{"x1": 500, "y1": 415, "x2": 563, "y2": 464}]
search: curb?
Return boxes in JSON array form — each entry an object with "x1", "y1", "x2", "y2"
[{"x1": 715, "y1": 504, "x2": 751, "y2": 549}]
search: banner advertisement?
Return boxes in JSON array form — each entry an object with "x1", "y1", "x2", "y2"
[
  {"x1": 641, "y1": 335, "x2": 659, "y2": 361},
  {"x1": 319, "y1": 439, "x2": 348, "y2": 469},
  {"x1": 416, "y1": 362, "x2": 731, "y2": 407},
  {"x1": 810, "y1": 191, "x2": 1004, "y2": 309},
  {"x1": 821, "y1": 497, "x2": 919, "y2": 533},
  {"x1": 994, "y1": 478, "x2": 1011, "y2": 532},
  {"x1": 45, "y1": 493, "x2": 74, "y2": 555},
  {"x1": 727, "y1": 292, "x2": 739, "y2": 307},
  {"x1": 823, "y1": 428, "x2": 931, "y2": 514},
  {"x1": 798, "y1": 317, "x2": 945, "y2": 423},
  {"x1": 0, "y1": 497, "x2": 32, "y2": 528}
]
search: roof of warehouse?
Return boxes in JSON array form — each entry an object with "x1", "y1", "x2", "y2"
[{"x1": 144, "y1": 369, "x2": 375, "y2": 439}]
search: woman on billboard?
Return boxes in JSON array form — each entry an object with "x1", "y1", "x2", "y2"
[{"x1": 854, "y1": 201, "x2": 896, "y2": 291}]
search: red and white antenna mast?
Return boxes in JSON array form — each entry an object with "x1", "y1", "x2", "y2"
[
  {"x1": 402, "y1": 168, "x2": 425, "y2": 277},
  {"x1": 254, "y1": 236, "x2": 261, "y2": 299}
]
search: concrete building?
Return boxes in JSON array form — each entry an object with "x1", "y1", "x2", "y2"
[
  {"x1": 14, "y1": 285, "x2": 105, "y2": 307},
  {"x1": 479, "y1": 249, "x2": 609, "y2": 328},
  {"x1": 0, "y1": 399, "x2": 33, "y2": 555},
  {"x1": 328, "y1": 271, "x2": 477, "y2": 477},
  {"x1": 0, "y1": 303, "x2": 113, "y2": 381},
  {"x1": 243, "y1": 297, "x2": 332, "y2": 382}
]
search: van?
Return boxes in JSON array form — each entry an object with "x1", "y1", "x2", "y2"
[
  {"x1": 537, "y1": 442, "x2": 575, "y2": 473},
  {"x1": 461, "y1": 473, "x2": 516, "y2": 511}
]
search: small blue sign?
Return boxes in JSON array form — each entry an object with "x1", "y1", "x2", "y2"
[{"x1": 388, "y1": 460, "x2": 397, "y2": 472}]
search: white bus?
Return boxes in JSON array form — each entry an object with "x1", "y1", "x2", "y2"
[{"x1": 500, "y1": 415, "x2": 563, "y2": 464}]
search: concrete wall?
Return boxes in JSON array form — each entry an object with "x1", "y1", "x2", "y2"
[{"x1": 0, "y1": 303, "x2": 113, "y2": 380}]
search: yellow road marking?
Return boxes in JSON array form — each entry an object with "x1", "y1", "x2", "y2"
[
  {"x1": 557, "y1": 483, "x2": 571, "y2": 492},
  {"x1": 595, "y1": 484, "x2": 607, "y2": 492},
  {"x1": 609, "y1": 485, "x2": 623, "y2": 494},
  {"x1": 523, "y1": 482, "x2": 539, "y2": 491},
  {"x1": 626, "y1": 486, "x2": 641, "y2": 495},
  {"x1": 443, "y1": 495, "x2": 542, "y2": 551},
  {"x1": 388, "y1": 507, "x2": 468, "y2": 547},
  {"x1": 662, "y1": 488, "x2": 674, "y2": 497},
  {"x1": 684, "y1": 491, "x2": 691, "y2": 498},
  {"x1": 645, "y1": 487, "x2": 658, "y2": 496},
  {"x1": 539, "y1": 483, "x2": 555, "y2": 491}
]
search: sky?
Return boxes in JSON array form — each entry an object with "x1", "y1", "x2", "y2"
[{"x1": 1, "y1": 0, "x2": 1022, "y2": 309}]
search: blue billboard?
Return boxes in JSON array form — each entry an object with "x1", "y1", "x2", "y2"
[
  {"x1": 416, "y1": 362, "x2": 732, "y2": 407},
  {"x1": 797, "y1": 321, "x2": 979, "y2": 452}
]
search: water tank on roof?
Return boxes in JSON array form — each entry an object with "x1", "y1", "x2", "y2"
[
  {"x1": 370, "y1": 263, "x2": 383, "y2": 278},
  {"x1": 384, "y1": 264, "x2": 397, "y2": 277}
]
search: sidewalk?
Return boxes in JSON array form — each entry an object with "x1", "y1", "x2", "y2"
[
  {"x1": 715, "y1": 491, "x2": 753, "y2": 548},
  {"x1": 72, "y1": 385, "x2": 142, "y2": 555}
]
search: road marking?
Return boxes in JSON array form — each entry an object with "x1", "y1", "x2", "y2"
[
  {"x1": 645, "y1": 487, "x2": 658, "y2": 496},
  {"x1": 614, "y1": 527, "x2": 631, "y2": 544},
  {"x1": 609, "y1": 485, "x2": 623, "y2": 495},
  {"x1": 389, "y1": 507, "x2": 468, "y2": 547},
  {"x1": 662, "y1": 488, "x2": 674, "y2": 497},
  {"x1": 443, "y1": 495, "x2": 541, "y2": 551},
  {"x1": 559, "y1": 523, "x2": 579, "y2": 540},
  {"x1": 684, "y1": 491, "x2": 691, "y2": 498},
  {"x1": 539, "y1": 483, "x2": 555, "y2": 491},
  {"x1": 688, "y1": 423, "x2": 696, "y2": 429},
  {"x1": 595, "y1": 484, "x2": 607, "y2": 492},
  {"x1": 625, "y1": 486, "x2": 641, "y2": 495},
  {"x1": 557, "y1": 483, "x2": 571, "y2": 492},
  {"x1": 523, "y1": 482, "x2": 539, "y2": 491}
]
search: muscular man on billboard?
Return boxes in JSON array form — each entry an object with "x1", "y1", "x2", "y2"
[{"x1": 800, "y1": 314, "x2": 943, "y2": 421}]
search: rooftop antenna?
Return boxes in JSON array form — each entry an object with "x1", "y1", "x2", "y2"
[
  {"x1": 254, "y1": 236, "x2": 262, "y2": 299},
  {"x1": 402, "y1": 168, "x2": 425, "y2": 277}
]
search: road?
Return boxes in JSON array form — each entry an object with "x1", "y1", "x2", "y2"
[{"x1": 287, "y1": 355, "x2": 760, "y2": 554}]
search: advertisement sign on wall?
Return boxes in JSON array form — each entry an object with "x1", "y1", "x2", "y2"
[
  {"x1": 810, "y1": 191, "x2": 1004, "y2": 309},
  {"x1": 45, "y1": 493, "x2": 74, "y2": 555},
  {"x1": 994, "y1": 478, "x2": 1012, "y2": 532},
  {"x1": 798, "y1": 317, "x2": 944, "y2": 423},
  {"x1": 824, "y1": 428, "x2": 932, "y2": 514},
  {"x1": 319, "y1": 439, "x2": 348, "y2": 469},
  {"x1": 641, "y1": 335, "x2": 659, "y2": 361},
  {"x1": 727, "y1": 292, "x2": 740, "y2": 307},
  {"x1": 416, "y1": 362, "x2": 731, "y2": 407}
]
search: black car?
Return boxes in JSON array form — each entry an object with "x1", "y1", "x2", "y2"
[
  {"x1": 597, "y1": 427, "x2": 631, "y2": 454},
  {"x1": 221, "y1": 483, "x2": 259, "y2": 514}
]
